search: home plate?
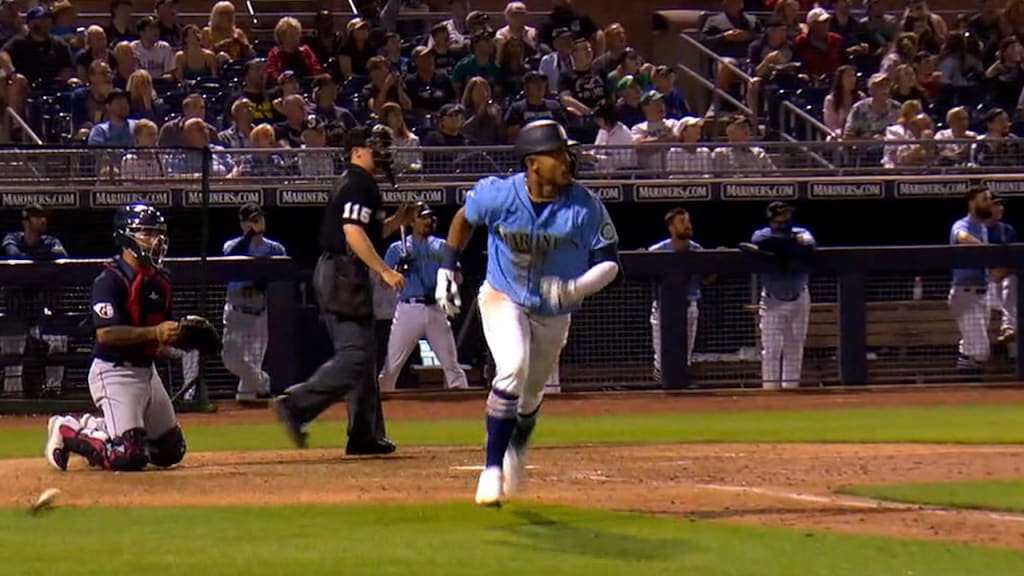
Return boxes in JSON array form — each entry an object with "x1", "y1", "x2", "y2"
[{"x1": 450, "y1": 465, "x2": 540, "y2": 471}]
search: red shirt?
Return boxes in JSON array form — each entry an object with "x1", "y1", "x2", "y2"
[
  {"x1": 792, "y1": 32, "x2": 843, "y2": 78},
  {"x1": 265, "y1": 44, "x2": 323, "y2": 84}
]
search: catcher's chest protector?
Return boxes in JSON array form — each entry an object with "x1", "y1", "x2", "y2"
[{"x1": 108, "y1": 261, "x2": 172, "y2": 354}]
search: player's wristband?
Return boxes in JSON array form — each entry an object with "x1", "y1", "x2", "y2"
[{"x1": 439, "y1": 242, "x2": 458, "y2": 269}]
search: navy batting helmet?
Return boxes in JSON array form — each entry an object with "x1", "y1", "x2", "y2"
[
  {"x1": 114, "y1": 203, "x2": 168, "y2": 268},
  {"x1": 514, "y1": 120, "x2": 578, "y2": 172}
]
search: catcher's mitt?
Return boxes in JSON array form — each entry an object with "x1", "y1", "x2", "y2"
[{"x1": 176, "y1": 315, "x2": 222, "y2": 355}]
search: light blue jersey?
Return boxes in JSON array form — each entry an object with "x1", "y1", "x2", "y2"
[
  {"x1": 385, "y1": 235, "x2": 447, "y2": 300},
  {"x1": 222, "y1": 235, "x2": 287, "y2": 313},
  {"x1": 752, "y1": 226, "x2": 815, "y2": 301},
  {"x1": 465, "y1": 173, "x2": 618, "y2": 315},
  {"x1": 649, "y1": 238, "x2": 702, "y2": 301},
  {"x1": 950, "y1": 216, "x2": 988, "y2": 287}
]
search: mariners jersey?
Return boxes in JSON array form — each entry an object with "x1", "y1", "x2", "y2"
[
  {"x1": 90, "y1": 256, "x2": 172, "y2": 364},
  {"x1": 222, "y1": 235, "x2": 287, "y2": 313},
  {"x1": 751, "y1": 226, "x2": 815, "y2": 301},
  {"x1": 384, "y1": 235, "x2": 446, "y2": 300},
  {"x1": 951, "y1": 216, "x2": 988, "y2": 287},
  {"x1": 649, "y1": 238, "x2": 702, "y2": 302},
  {"x1": 465, "y1": 172, "x2": 618, "y2": 316},
  {"x1": 1, "y1": 232, "x2": 67, "y2": 260}
]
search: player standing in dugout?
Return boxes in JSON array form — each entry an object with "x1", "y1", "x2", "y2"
[{"x1": 273, "y1": 125, "x2": 416, "y2": 456}]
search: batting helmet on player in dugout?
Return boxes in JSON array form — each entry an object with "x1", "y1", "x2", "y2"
[
  {"x1": 514, "y1": 119, "x2": 579, "y2": 176},
  {"x1": 113, "y1": 203, "x2": 168, "y2": 268}
]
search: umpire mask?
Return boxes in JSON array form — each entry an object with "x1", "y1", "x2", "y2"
[{"x1": 369, "y1": 124, "x2": 395, "y2": 184}]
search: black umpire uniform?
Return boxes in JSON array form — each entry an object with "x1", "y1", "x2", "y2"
[{"x1": 273, "y1": 125, "x2": 398, "y2": 455}]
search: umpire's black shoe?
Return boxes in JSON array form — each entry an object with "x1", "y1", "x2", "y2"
[
  {"x1": 272, "y1": 396, "x2": 308, "y2": 449},
  {"x1": 346, "y1": 437, "x2": 397, "y2": 456}
]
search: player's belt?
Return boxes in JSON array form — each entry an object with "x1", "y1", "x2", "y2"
[
  {"x1": 953, "y1": 285, "x2": 987, "y2": 293},
  {"x1": 401, "y1": 297, "x2": 436, "y2": 305},
  {"x1": 232, "y1": 304, "x2": 266, "y2": 315}
]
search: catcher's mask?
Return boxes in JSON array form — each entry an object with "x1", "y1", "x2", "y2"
[{"x1": 114, "y1": 203, "x2": 168, "y2": 268}]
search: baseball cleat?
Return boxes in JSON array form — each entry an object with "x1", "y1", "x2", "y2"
[
  {"x1": 475, "y1": 466, "x2": 504, "y2": 507},
  {"x1": 346, "y1": 437, "x2": 397, "y2": 456},
  {"x1": 271, "y1": 396, "x2": 308, "y2": 449},
  {"x1": 44, "y1": 416, "x2": 79, "y2": 472},
  {"x1": 502, "y1": 444, "x2": 527, "y2": 496}
]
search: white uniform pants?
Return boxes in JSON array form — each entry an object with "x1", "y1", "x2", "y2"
[
  {"x1": 87, "y1": 359, "x2": 177, "y2": 438},
  {"x1": 221, "y1": 303, "x2": 270, "y2": 396},
  {"x1": 759, "y1": 289, "x2": 810, "y2": 389},
  {"x1": 478, "y1": 282, "x2": 570, "y2": 414},
  {"x1": 378, "y1": 301, "x2": 468, "y2": 391},
  {"x1": 999, "y1": 276, "x2": 1018, "y2": 333},
  {"x1": 949, "y1": 285, "x2": 990, "y2": 362},
  {"x1": 650, "y1": 300, "x2": 699, "y2": 375},
  {"x1": 0, "y1": 332, "x2": 67, "y2": 395}
]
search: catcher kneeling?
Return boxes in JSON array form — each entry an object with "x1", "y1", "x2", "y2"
[{"x1": 43, "y1": 204, "x2": 221, "y2": 472}]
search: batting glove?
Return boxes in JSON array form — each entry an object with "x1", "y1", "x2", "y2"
[
  {"x1": 435, "y1": 268, "x2": 461, "y2": 317},
  {"x1": 540, "y1": 276, "x2": 581, "y2": 311}
]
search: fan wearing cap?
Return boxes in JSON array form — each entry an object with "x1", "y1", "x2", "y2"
[
  {"x1": 311, "y1": 75, "x2": 358, "y2": 145},
  {"x1": 504, "y1": 71, "x2": 569, "y2": 143},
  {"x1": 298, "y1": 115, "x2": 335, "y2": 177},
  {"x1": 405, "y1": 45, "x2": 456, "y2": 115},
  {"x1": 751, "y1": 201, "x2": 816, "y2": 390},
  {"x1": 221, "y1": 203, "x2": 287, "y2": 403},
  {"x1": 451, "y1": 31, "x2": 501, "y2": 95},
  {"x1": 338, "y1": 17, "x2": 377, "y2": 79},
  {"x1": 539, "y1": 28, "x2": 575, "y2": 95},
  {"x1": 50, "y1": 1, "x2": 78, "y2": 45},
  {"x1": 86, "y1": 88, "x2": 135, "y2": 147},
  {"x1": 666, "y1": 116, "x2": 711, "y2": 174},
  {"x1": 631, "y1": 91, "x2": 678, "y2": 170},
  {"x1": 428, "y1": 22, "x2": 465, "y2": 79},
  {"x1": 792, "y1": 8, "x2": 843, "y2": 80},
  {"x1": 2, "y1": 204, "x2": 67, "y2": 261},
  {"x1": 699, "y1": 0, "x2": 760, "y2": 59},
  {"x1": 613, "y1": 75, "x2": 646, "y2": 128},
  {"x1": 131, "y1": 16, "x2": 176, "y2": 80},
  {"x1": 273, "y1": 125, "x2": 417, "y2": 455},
  {"x1": 746, "y1": 17, "x2": 796, "y2": 116},
  {"x1": 651, "y1": 65, "x2": 687, "y2": 119},
  {"x1": 430, "y1": 0, "x2": 471, "y2": 53},
  {"x1": 539, "y1": 0, "x2": 599, "y2": 49},
  {"x1": 710, "y1": 116, "x2": 776, "y2": 173},
  {"x1": 987, "y1": 195, "x2": 1019, "y2": 344},
  {"x1": 0, "y1": 4, "x2": 72, "y2": 111}
]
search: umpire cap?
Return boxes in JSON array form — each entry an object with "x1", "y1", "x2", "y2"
[{"x1": 514, "y1": 120, "x2": 577, "y2": 165}]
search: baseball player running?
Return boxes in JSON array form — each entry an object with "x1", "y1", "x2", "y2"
[
  {"x1": 752, "y1": 201, "x2": 816, "y2": 390},
  {"x1": 378, "y1": 203, "x2": 468, "y2": 392},
  {"x1": 987, "y1": 195, "x2": 1018, "y2": 344},
  {"x1": 222, "y1": 202, "x2": 287, "y2": 402},
  {"x1": 436, "y1": 119, "x2": 621, "y2": 507},
  {"x1": 649, "y1": 207, "x2": 702, "y2": 381},
  {"x1": 950, "y1": 186, "x2": 994, "y2": 376},
  {"x1": 44, "y1": 204, "x2": 187, "y2": 472}
]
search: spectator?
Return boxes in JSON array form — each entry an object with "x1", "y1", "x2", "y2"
[
  {"x1": 652, "y1": 65, "x2": 687, "y2": 120},
  {"x1": 228, "y1": 58, "x2": 273, "y2": 125},
  {"x1": 383, "y1": 32, "x2": 410, "y2": 76},
  {"x1": 968, "y1": 0, "x2": 1005, "y2": 65},
  {"x1": 747, "y1": 17, "x2": 797, "y2": 117},
  {"x1": 120, "y1": 119, "x2": 166, "y2": 179},
  {"x1": 156, "y1": 0, "x2": 183, "y2": 49},
  {"x1": 844, "y1": 73, "x2": 901, "y2": 139},
  {"x1": 973, "y1": 107, "x2": 1019, "y2": 165},
  {"x1": 429, "y1": 23, "x2": 463, "y2": 79},
  {"x1": 593, "y1": 104, "x2": 635, "y2": 169},
  {"x1": 631, "y1": 91, "x2": 677, "y2": 170},
  {"x1": 830, "y1": 0, "x2": 869, "y2": 57},
  {"x1": 311, "y1": 74, "x2": 357, "y2": 147},
  {"x1": 298, "y1": 115, "x2": 334, "y2": 177},
  {"x1": 219, "y1": 97, "x2": 254, "y2": 149},
  {"x1": 461, "y1": 76, "x2": 504, "y2": 145},
  {"x1": 882, "y1": 99, "x2": 924, "y2": 167},
  {"x1": 381, "y1": 101, "x2": 422, "y2": 171},
  {"x1": 50, "y1": 2, "x2": 79, "y2": 48},
  {"x1": 773, "y1": 0, "x2": 802, "y2": 41},
  {"x1": 891, "y1": 63, "x2": 929, "y2": 103},
  {"x1": 0, "y1": 1, "x2": 21, "y2": 50},
  {"x1": 1005, "y1": 0, "x2": 1024, "y2": 53},
  {"x1": 1, "y1": 6, "x2": 72, "y2": 98},
  {"x1": 126, "y1": 69, "x2": 167, "y2": 123},
  {"x1": 667, "y1": 116, "x2": 711, "y2": 175},
  {"x1": 111, "y1": 40, "x2": 136, "y2": 89},
  {"x1": 71, "y1": 60, "x2": 113, "y2": 139},
  {"x1": 267, "y1": 17, "x2": 322, "y2": 84},
  {"x1": 175, "y1": 25, "x2": 218, "y2": 82},
  {"x1": 131, "y1": 16, "x2": 175, "y2": 81},
  {"x1": 901, "y1": 0, "x2": 946, "y2": 54},
  {"x1": 893, "y1": 112, "x2": 935, "y2": 166},
  {"x1": 305, "y1": 10, "x2": 341, "y2": 70},
  {"x1": 539, "y1": 28, "x2": 574, "y2": 95},
  {"x1": 271, "y1": 70, "x2": 302, "y2": 121},
  {"x1": 2, "y1": 204, "x2": 66, "y2": 260},
  {"x1": 275, "y1": 93, "x2": 310, "y2": 148},
  {"x1": 700, "y1": 0, "x2": 760, "y2": 59},
  {"x1": 466, "y1": 10, "x2": 495, "y2": 40},
  {"x1": 987, "y1": 36, "x2": 1024, "y2": 112},
  {"x1": 606, "y1": 47, "x2": 650, "y2": 94},
  {"x1": 936, "y1": 106, "x2": 977, "y2": 165},
  {"x1": 712, "y1": 115, "x2": 776, "y2": 172},
  {"x1": 937, "y1": 30, "x2": 984, "y2": 107},
  {"x1": 559, "y1": 39, "x2": 608, "y2": 117},
  {"x1": 915, "y1": 51, "x2": 943, "y2": 101},
  {"x1": 793, "y1": 8, "x2": 844, "y2": 80},
  {"x1": 496, "y1": 2, "x2": 538, "y2": 56},
  {"x1": 431, "y1": 0, "x2": 471, "y2": 52},
  {"x1": 104, "y1": 0, "x2": 138, "y2": 47},
  {"x1": 593, "y1": 22, "x2": 627, "y2": 80},
  {"x1": 823, "y1": 64, "x2": 863, "y2": 135},
  {"x1": 75, "y1": 26, "x2": 112, "y2": 81},
  {"x1": 539, "y1": 0, "x2": 600, "y2": 49},
  {"x1": 496, "y1": 35, "x2": 528, "y2": 98},
  {"x1": 228, "y1": 123, "x2": 288, "y2": 177},
  {"x1": 705, "y1": 58, "x2": 746, "y2": 118},
  {"x1": 338, "y1": 17, "x2": 376, "y2": 79},
  {"x1": 504, "y1": 70, "x2": 569, "y2": 141},
  {"x1": 363, "y1": 55, "x2": 412, "y2": 116},
  {"x1": 614, "y1": 75, "x2": 645, "y2": 127},
  {"x1": 423, "y1": 103, "x2": 472, "y2": 173},
  {"x1": 202, "y1": 1, "x2": 253, "y2": 63},
  {"x1": 87, "y1": 88, "x2": 135, "y2": 147},
  {"x1": 171, "y1": 117, "x2": 234, "y2": 176},
  {"x1": 860, "y1": 0, "x2": 899, "y2": 55},
  {"x1": 881, "y1": 32, "x2": 919, "y2": 78},
  {"x1": 452, "y1": 31, "x2": 501, "y2": 96},
  {"x1": 158, "y1": 93, "x2": 218, "y2": 147},
  {"x1": 405, "y1": 46, "x2": 455, "y2": 115}
]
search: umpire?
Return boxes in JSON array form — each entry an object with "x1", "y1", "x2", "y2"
[{"x1": 273, "y1": 125, "x2": 416, "y2": 455}]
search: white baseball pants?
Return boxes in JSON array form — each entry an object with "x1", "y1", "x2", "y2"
[
  {"x1": 378, "y1": 301, "x2": 468, "y2": 391},
  {"x1": 1001, "y1": 276, "x2": 1018, "y2": 334},
  {"x1": 949, "y1": 285, "x2": 990, "y2": 362},
  {"x1": 759, "y1": 289, "x2": 810, "y2": 389},
  {"x1": 221, "y1": 303, "x2": 270, "y2": 396},
  {"x1": 650, "y1": 300, "x2": 699, "y2": 374},
  {"x1": 87, "y1": 359, "x2": 178, "y2": 438},
  {"x1": 478, "y1": 282, "x2": 570, "y2": 414}
]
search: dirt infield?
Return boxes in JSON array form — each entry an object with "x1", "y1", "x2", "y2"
[{"x1": 4, "y1": 387, "x2": 1024, "y2": 549}]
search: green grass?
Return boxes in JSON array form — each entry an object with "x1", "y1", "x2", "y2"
[
  {"x1": 2, "y1": 503, "x2": 1021, "y2": 576},
  {"x1": 3, "y1": 404, "x2": 1024, "y2": 459},
  {"x1": 842, "y1": 480, "x2": 1024, "y2": 513}
]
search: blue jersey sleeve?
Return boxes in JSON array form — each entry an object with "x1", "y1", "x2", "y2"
[
  {"x1": 90, "y1": 271, "x2": 124, "y2": 329},
  {"x1": 1007, "y1": 224, "x2": 1019, "y2": 244},
  {"x1": 464, "y1": 177, "x2": 503, "y2": 227},
  {"x1": 47, "y1": 237, "x2": 67, "y2": 257},
  {"x1": 751, "y1": 227, "x2": 771, "y2": 243},
  {"x1": 384, "y1": 242, "x2": 400, "y2": 268},
  {"x1": 270, "y1": 240, "x2": 287, "y2": 256},
  {"x1": 582, "y1": 194, "x2": 618, "y2": 251}
]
